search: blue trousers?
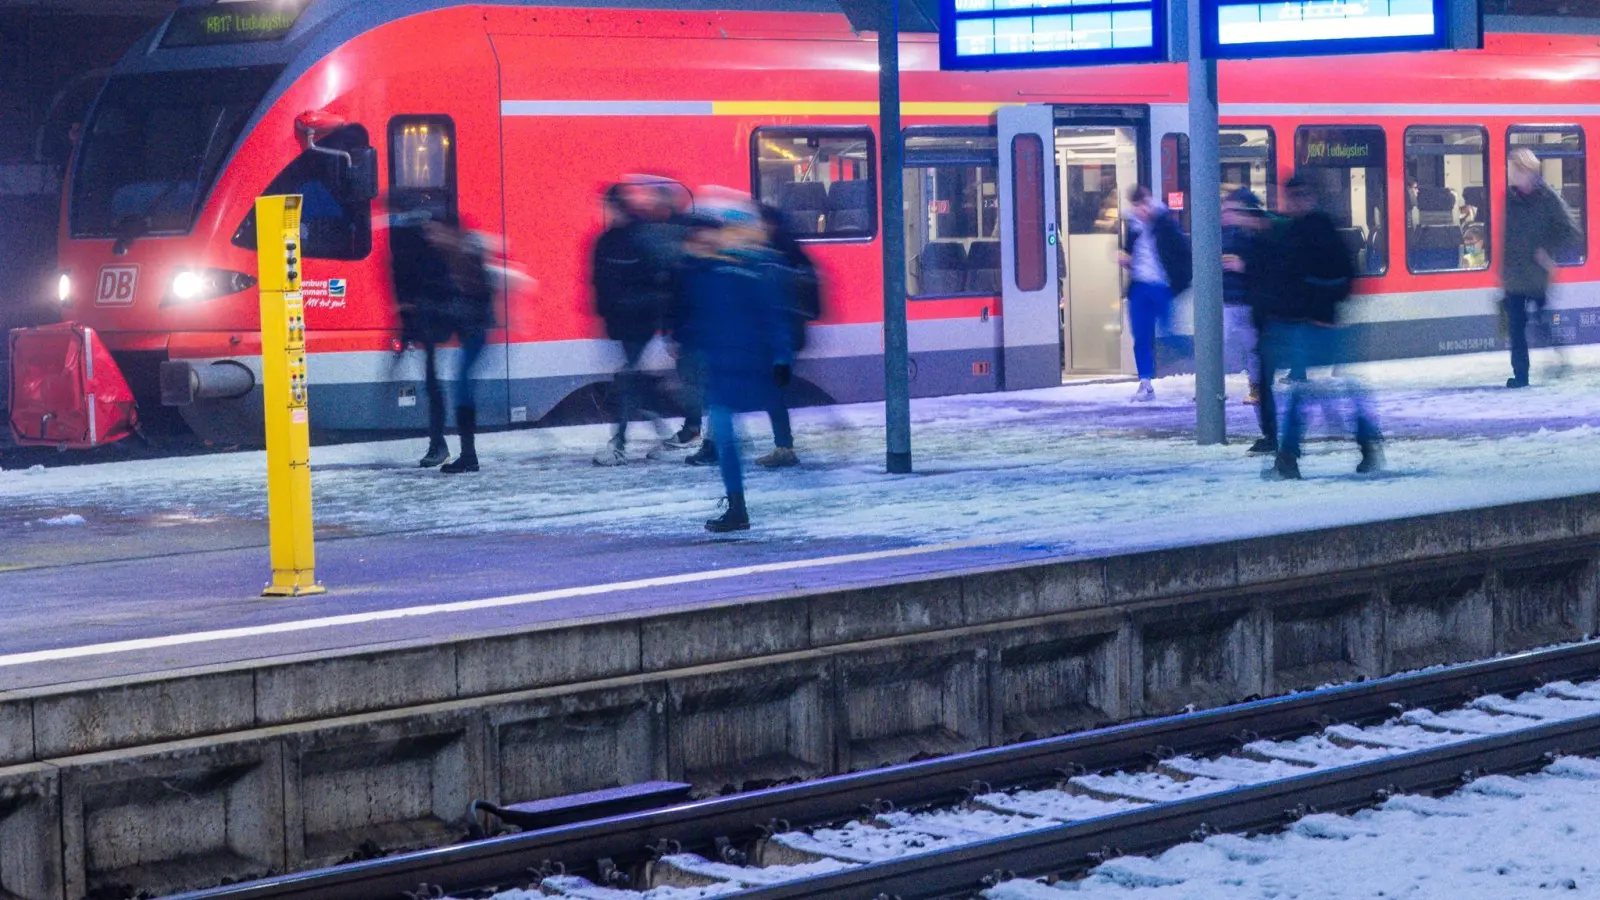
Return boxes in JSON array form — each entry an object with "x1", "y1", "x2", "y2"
[
  {"x1": 708, "y1": 405, "x2": 743, "y2": 497},
  {"x1": 1268, "y1": 320, "x2": 1379, "y2": 459},
  {"x1": 1128, "y1": 281, "x2": 1172, "y2": 380}
]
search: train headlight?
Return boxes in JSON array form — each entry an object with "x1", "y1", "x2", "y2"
[
  {"x1": 171, "y1": 271, "x2": 204, "y2": 302},
  {"x1": 56, "y1": 272, "x2": 71, "y2": 304},
  {"x1": 162, "y1": 268, "x2": 258, "y2": 307}
]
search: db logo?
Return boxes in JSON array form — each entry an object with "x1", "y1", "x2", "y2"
[{"x1": 95, "y1": 266, "x2": 139, "y2": 306}]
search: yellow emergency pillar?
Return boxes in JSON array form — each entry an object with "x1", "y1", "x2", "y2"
[{"x1": 256, "y1": 194, "x2": 325, "y2": 597}]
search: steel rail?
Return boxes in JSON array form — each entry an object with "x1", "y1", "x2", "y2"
[{"x1": 165, "y1": 639, "x2": 1600, "y2": 900}]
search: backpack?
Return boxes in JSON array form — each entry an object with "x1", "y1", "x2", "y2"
[{"x1": 1155, "y1": 214, "x2": 1193, "y2": 295}]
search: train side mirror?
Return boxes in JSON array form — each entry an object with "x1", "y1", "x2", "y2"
[{"x1": 342, "y1": 146, "x2": 378, "y2": 203}]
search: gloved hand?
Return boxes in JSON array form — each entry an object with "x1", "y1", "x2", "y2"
[{"x1": 773, "y1": 363, "x2": 791, "y2": 387}]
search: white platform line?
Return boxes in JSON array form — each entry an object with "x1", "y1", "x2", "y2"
[{"x1": 0, "y1": 540, "x2": 994, "y2": 669}]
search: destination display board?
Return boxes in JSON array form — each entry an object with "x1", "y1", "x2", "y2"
[
  {"x1": 161, "y1": 1, "x2": 305, "y2": 48},
  {"x1": 1203, "y1": 0, "x2": 1450, "y2": 59},
  {"x1": 940, "y1": 0, "x2": 1167, "y2": 71}
]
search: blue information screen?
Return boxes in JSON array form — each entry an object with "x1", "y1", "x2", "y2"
[
  {"x1": 1203, "y1": 0, "x2": 1450, "y2": 59},
  {"x1": 941, "y1": 0, "x2": 1167, "y2": 71}
]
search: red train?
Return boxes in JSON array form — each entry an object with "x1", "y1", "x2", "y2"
[{"x1": 36, "y1": 0, "x2": 1600, "y2": 442}]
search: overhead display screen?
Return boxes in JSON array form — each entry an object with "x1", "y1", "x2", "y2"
[
  {"x1": 161, "y1": 1, "x2": 305, "y2": 48},
  {"x1": 1203, "y1": 0, "x2": 1450, "y2": 59},
  {"x1": 941, "y1": 0, "x2": 1167, "y2": 71}
]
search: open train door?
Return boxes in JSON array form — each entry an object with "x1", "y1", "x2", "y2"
[{"x1": 997, "y1": 105, "x2": 1062, "y2": 391}]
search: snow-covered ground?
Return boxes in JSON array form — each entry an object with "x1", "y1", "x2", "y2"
[
  {"x1": 3, "y1": 347, "x2": 1598, "y2": 554},
  {"x1": 986, "y1": 757, "x2": 1600, "y2": 899}
]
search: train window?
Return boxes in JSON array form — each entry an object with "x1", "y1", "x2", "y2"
[
  {"x1": 389, "y1": 117, "x2": 457, "y2": 224},
  {"x1": 1161, "y1": 133, "x2": 1190, "y2": 232},
  {"x1": 1221, "y1": 127, "x2": 1276, "y2": 209},
  {"x1": 1508, "y1": 126, "x2": 1586, "y2": 266},
  {"x1": 902, "y1": 128, "x2": 1000, "y2": 297},
  {"x1": 751, "y1": 127, "x2": 876, "y2": 241},
  {"x1": 1295, "y1": 126, "x2": 1388, "y2": 276},
  {"x1": 1011, "y1": 133, "x2": 1048, "y2": 292},
  {"x1": 229, "y1": 124, "x2": 373, "y2": 260},
  {"x1": 1403, "y1": 127, "x2": 1489, "y2": 274}
]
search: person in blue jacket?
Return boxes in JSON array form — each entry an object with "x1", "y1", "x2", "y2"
[{"x1": 677, "y1": 191, "x2": 793, "y2": 532}]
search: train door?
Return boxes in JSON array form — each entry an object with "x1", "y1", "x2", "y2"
[
  {"x1": 1056, "y1": 125, "x2": 1139, "y2": 375},
  {"x1": 998, "y1": 106, "x2": 1145, "y2": 387}
]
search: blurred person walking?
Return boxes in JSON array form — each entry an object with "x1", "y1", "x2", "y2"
[
  {"x1": 1222, "y1": 188, "x2": 1265, "y2": 404},
  {"x1": 677, "y1": 191, "x2": 794, "y2": 532},
  {"x1": 1503, "y1": 147, "x2": 1580, "y2": 389},
  {"x1": 1119, "y1": 185, "x2": 1191, "y2": 402},
  {"x1": 1265, "y1": 176, "x2": 1381, "y2": 481},
  {"x1": 1223, "y1": 189, "x2": 1288, "y2": 454},
  {"x1": 590, "y1": 182, "x2": 677, "y2": 465}
]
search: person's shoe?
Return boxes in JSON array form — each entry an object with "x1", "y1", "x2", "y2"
[
  {"x1": 440, "y1": 454, "x2": 478, "y2": 474},
  {"x1": 685, "y1": 441, "x2": 718, "y2": 466},
  {"x1": 1131, "y1": 381, "x2": 1155, "y2": 402},
  {"x1": 1506, "y1": 377, "x2": 1529, "y2": 389},
  {"x1": 593, "y1": 443, "x2": 628, "y2": 466},
  {"x1": 419, "y1": 441, "x2": 450, "y2": 468},
  {"x1": 1356, "y1": 443, "x2": 1385, "y2": 475},
  {"x1": 1247, "y1": 438, "x2": 1277, "y2": 455},
  {"x1": 756, "y1": 447, "x2": 799, "y2": 469},
  {"x1": 662, "y1": 427, "x2": 700, "y2": 450},
  {"x1": 1263, "y1": 454, "x2": 1301, "y2": 481},
  {"x1": 1243, "y1": 386, "x2": 1260, "y2": 406},
  {"x1": 705, "y1": 494, "x2": 750, "y2": 533}
]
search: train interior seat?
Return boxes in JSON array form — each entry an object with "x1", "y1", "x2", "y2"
[
  {"x1": 1409, "y1": 224, "x2": 1464, "y2": 271},
  {"x1": 964, "y1": 240, "x2": 1002, "y2": 294},
  {"x1": 1416, "y1": 186, "x2": 1457, "y2": 226},
  {"x1": 827, "y1": 180, "x2": 874, "y2": 234},
  {"x1": 778, "y1": 181, "x2": 829, "y2": 234},
  {"x1": 919, "y1": 241, "x2": 968, "y2": 295}
]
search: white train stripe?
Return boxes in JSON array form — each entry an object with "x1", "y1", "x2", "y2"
[
  {"x1": 0, "y1": 540, "x2": 994, "y2": 669},
  {"x1": 1221, "y1": 103, "x2": 1600, "y2": 118},
  {"x1": 501, "y1": 100, "x2": 713, "y2": 116}
]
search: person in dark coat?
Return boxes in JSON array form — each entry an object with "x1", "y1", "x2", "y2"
[
  {"x1": 1503, "y1": 147, "x2": 1580, "y2": 388},
  {"x1": 1264, "y1": 176, "x2": 1380, "y2": 481},
  {"x1": 590, "y1": 183, "x2": 676, "y2": 465},
  {"x1": 678, "y1": 192, "x2": 793, "y2": 532},
  {"x1": 1222, "y1": 188, "x2": 1265, "y2": 406},
  {"x1": 389, "y1": 201, "x2": 489, "y2": 472},
  {"x1": 752, "y1": 204, "x2": 821, "y2": 469}
]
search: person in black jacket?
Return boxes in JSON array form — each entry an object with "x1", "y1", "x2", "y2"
[
  {"x1": 1503, "y1": 147, "x2": 1580, "y2": 388},
  {"x1": 427, "y1": 217, "x2": 494, "y2": 474},
  {"x1": 1119, "y1": 185, "x2": 1191, "y2": 402},
  {"x1": 1265, "y1": 176, "x2": 1381, "y2": 481},
  {"x1": 591, "y1": 183, "x2": 675, "y2": 466}
]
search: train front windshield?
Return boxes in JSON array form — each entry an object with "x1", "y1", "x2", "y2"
[{"x1": 70, "y1": 66, "x2": 282, "y2": 240}]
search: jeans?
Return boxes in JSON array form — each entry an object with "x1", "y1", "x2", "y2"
[
  {"x1": 611, "y1": 337, "x2": 658, "y2": 448},
  {"x1": 1223, "y1": 304, "x2": 1259, "y2": 383},
  {"x1": 1267, "y1": 320, "x2": 1380, "y2": 459},
  {"x1": 1504, "y1": 292, "x2": 1554, "y2": 383},
  {"x1": 1128, "y1": 281, "x2": 1172, "y2": 380},
  {"x1": 423, "y1": 328, "x2": 487, "y2": 444},
  {"x1": 708, "y1": 404, "x2": 743, "y2": 497}
]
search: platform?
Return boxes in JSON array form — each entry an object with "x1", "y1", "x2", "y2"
[{"x1": 0, "y1": 349, "x2": 1597, "y2": 898}]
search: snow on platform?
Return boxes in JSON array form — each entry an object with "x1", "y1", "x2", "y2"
[{"x1": 2, "y1": 348, "x2": 1598, "y2": 556}]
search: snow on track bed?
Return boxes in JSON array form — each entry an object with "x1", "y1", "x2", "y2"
[
  {"x1": 983, "y1": 758, "x2": 1600, "y2": 899},
  {"x1": 478, "y1": 678, "x2": 1600, "y2": 899}
]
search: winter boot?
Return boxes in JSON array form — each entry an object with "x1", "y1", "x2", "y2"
[
  {"x1": 419, "y1": 439, "x2": 450, "y2": 468},
  {"x1": 1246, "y1": 437, "x2": 1277, "y2": 455},
  {"x1": 705, "y1": 493, "x2": 750, "y2": 533},
  {"x1": 685, "y1": 440, "x2": 719, "y2": 466},
  {"x1": 1356, "y1": 442, "x2": 1385, "y2": 475},
  {"x1": 441, "y1": 407, "x2": 479, "y2": 474},
  {"x1": 1264, "y1": 453, "x2": 1302, "y2": 481},
  {"x1": 756, "y1": 447, "x2": 799, "y2": 469}
]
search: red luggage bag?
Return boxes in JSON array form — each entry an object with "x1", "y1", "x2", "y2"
[{"x1": 8, "y1": 323, "x2": 139, "y2": 448}]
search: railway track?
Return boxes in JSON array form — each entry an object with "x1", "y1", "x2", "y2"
[{"x1": 169, "y1": 640, "x2": 1600, "y2": 900}]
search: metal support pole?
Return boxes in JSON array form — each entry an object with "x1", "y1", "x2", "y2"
[
  {"x1": 1187, "y1": 0, "x2": 1225, "y2": 445},
  {"x1": 879, "y1": 0, "x2": 912, "y2": 474}
]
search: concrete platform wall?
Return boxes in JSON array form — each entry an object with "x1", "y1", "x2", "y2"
[{"x1": 4, "y1": 495, "x2": 1600, "y2": 898}]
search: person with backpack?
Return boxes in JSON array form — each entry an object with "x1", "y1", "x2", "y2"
[
  {"x1": 1119, "y1": 185, "x2": 1191, "y2": 401},
  {"x1": 753, "y1": 204, "x2": 820, "y2": 468},
  {"x1": 1503, "y1": 147, "x2": 1580, "y2": 388},
  {"x1": 1264, "y1": 176, "x2": 1381, "y2": 481}
]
